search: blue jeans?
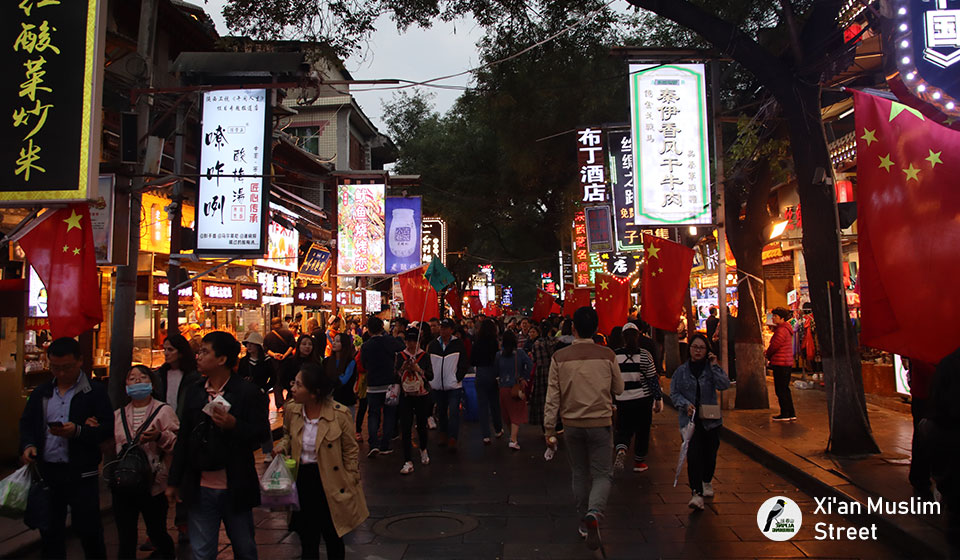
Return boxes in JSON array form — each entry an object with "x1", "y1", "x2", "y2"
[
  {"x1": 475, "y1": 375, "x2": 502, "y2": 438},
  {"x1": 367, "y1": 391, "x2": 396, "y2": 451},
  {"x1": 188, "y1": 487, "x2": 258, "y2": 560},
  {"x1": 433, "y1": 388, "x2": 463, "y2": 440}
]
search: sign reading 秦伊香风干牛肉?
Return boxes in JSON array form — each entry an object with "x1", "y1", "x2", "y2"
[
  {"x1": 1, "y1": 0, "x2": 105, "y2": 203},
  {"x1": 195, "y1": 88, "x2": 271, "y2": 256},
  {"x1": 628, "y1": 63, "x2": 713, "y2": 226}
]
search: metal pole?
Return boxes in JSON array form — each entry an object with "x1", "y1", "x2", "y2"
[
  {"x1": 166, "y1": 98, "x2": 186, "y2": 331},
  {"x1": 711, "y1": 60, "x2": 729, "y2": 376},
  {"x1": 109, "y1": 0, "x2": 158, "y2": 407}
]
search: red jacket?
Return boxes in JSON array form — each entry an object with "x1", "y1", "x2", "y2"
[{"x1": 766, "y1": 321, "x2": 794, "y2": 367}]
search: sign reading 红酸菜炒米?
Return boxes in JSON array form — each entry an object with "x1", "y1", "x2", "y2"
[
  {"x1": 584, "y1": 205, "x2": 616, "y2": 254},
  {"x1": 577, "y1": 127, "x2": 608, "y2": 203},
  {"x1": 607, "y1": 130, "x2": 642, "y2": 251},
  {"x1": 1, "y1": 0, "x2": 104, "y2": 203},
  {"x1": 629, "y1": 63, "x2": 712, "y2": 226},
  {"x1": 338, "y1": 184, "x2": 385, "y2": 275},
  {"x1": 199, "y1": 280, "x2": 235, "y2": 305},
  {"x1": 299, "y1": 243, "x2": 332, "y2": 281},
  {"x1": 196, "y1": 88, "x2": 270, "y2": 255},
  {"x1": 255, "y1": 205, "x2": 299, "y2": 272},
  {"x1": 385, "y1": 196, "x2": 422, "y2": 273}
]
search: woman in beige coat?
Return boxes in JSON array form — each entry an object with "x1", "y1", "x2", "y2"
[{"x1": 274, "y1": 362, "x2": 368, "y2": 559}]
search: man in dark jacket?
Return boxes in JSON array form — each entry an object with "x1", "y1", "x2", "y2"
[
  {"x1": 428, "y1": 318, "x2": 469, "y2": 450},
  {"x1": 19, "y1": 337, "x2": 114, "y2": 559},
  {"x1": 360, "y1": 316, "x2": 405, "y2": 457},
  {"x1": 166, "y1": 331, "x2": 270, "y2": 560}
]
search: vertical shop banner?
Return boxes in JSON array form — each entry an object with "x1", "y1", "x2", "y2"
[
  {"x1": 196, "y1": 89, "x2": 270, "y2": 254},
  {"x1": 629, "y1": 63, "x2": 712, "y2": 226},
  {"x1": 584, "y1": 205, "x2": 616, "y2": 253},
  {"x1": 577, "y1": 127, "x2": 608, "y2": 203},
  {"x1": 421, "y1": 217, "x2": 447, "y2": 265},
  {"x1": 338, "y1": 183, "x2": 385, "y2": 275},
  {"x1": 607, "y1": 130, "x2": 642, "y2": 251},
  {"x1": 90, "y1": 174, "x2": 115, "y2": 264},
  {"x1": 571, "y1": 210, "x2": 591, "y2": 287},
  {"x1": 255, "y1": 205, "x2": 299, "y2": 272},
  {"x1": 1, "y1": 0, "x2": 104, "y2": 202},
  {"x1": 385, "y1": 196, "x2": 422, "y2": 273}
]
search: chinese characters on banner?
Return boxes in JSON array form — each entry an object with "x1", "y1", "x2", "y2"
[
  {"x1": 629, "y1": 64, "x2": 712, "y2": 226},
  {"x1": 385, "y1": 196, "x2": 422, "y2": 273},
  {"x1": 422, "y1": 217, "x2": 447, "y2": 265},
  {"x1": 571, "y1": 211, "x2": 592, "y2": 287},
  {"x1": 299, "y1": 243, "x2": 333, "y2": 281},
  {"x1": 254, "y1": 206, "x2": 299, "y2": 272},
  {"x1": 2, "y1": 0, "x2": 102, "y2": 202},
  {"x1": 196, "y1": 89, "x2": 269, "y2": 253},
  {"x1": 337, "y1": 184, "x2": 385, "y2": 275},
  {"x1": 607, "y1": 130, "x2": 642, "y2": 251},
  {"x1": 577, "y1": 127, "x2": 608, "y2": 203}
]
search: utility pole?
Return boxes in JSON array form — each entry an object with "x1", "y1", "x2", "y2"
[
  {"x1": 167, "y1": 98, "x2": 187, "y2": 329},
  {"x1": 711, "y1": 60, "x2": 730, "y2": 397},
  {"x1": 109, "y1": 0, "x2": 158, "y2": 407}
]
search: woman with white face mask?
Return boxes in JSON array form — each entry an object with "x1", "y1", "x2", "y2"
[{"x1": 112, "y1": 365, "x2": 180, "y2": 559}]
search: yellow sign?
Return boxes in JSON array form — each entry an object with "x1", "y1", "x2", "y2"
[
  {"x1": 140, "y1": 192, "x2": 196, "y2": 254},
  {"x1": 1, "y1": 0, "x2": 104, "y2": 202}
]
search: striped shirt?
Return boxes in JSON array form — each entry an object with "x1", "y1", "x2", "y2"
[{"x1": 614, "y1": 348, "x2": 661, "y2": 401}]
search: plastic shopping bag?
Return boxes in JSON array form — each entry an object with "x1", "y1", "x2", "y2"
[
  {"x1": 260, "y1": 482, "x2": 300, "y2": 511},
  {"x1": 260, "y1": 455, "x2": 295, "y2": 495},
  {"x1": 0, "y1": 466, "x2": 31, "y2": 518}
]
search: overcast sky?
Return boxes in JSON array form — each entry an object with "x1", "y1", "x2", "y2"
[{"x1": 201, "y1": 2, "x2": 482, "y2": 131}]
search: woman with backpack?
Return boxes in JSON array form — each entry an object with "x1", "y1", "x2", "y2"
[
  {"x1": 325, "y1": 333, "x2": 358, "y2": 414},
  {"x1": 396, "y1": 328, "x2": 434, "y2": 474},
  {"x1": 273, "y1": 362, "x2": 369, "y2": 559},
  {"x1": 112, "y1": 365, "x2": 180, "y2": 559},
  {"x1": 496, "y1": 330, "x2": 532, "y2": 450}
]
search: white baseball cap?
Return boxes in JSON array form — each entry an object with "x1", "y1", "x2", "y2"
[{"x1": 622, "y1": 322, "x2": 639, "y2": 332}]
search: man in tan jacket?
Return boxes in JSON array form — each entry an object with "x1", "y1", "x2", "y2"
[{"x1": 544, "y1": 306, "x2": 624, "y2": 554}]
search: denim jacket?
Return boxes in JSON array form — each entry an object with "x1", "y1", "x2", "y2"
[{"x1": 670, "y1": 361, "x2": 731, "y2": 431}]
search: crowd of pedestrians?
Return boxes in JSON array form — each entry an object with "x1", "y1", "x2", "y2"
[{"x1": 27, "y1": 303, "x2": 871, "y2": 560}]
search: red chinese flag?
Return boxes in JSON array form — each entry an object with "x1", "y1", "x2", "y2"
[
  {"x1": 532, "y1": 289, "x2": 555, "y2": 322},
  {"x1": 550, "y1": 301, "x2": 563, "y2": 315},
  {"x1": 444, "y1": 287, "x2": 464, "y2": 320},
  {"x1": 468, "y1": 295, "x2": 483, "y2": 316},
  {"x1": 484, "y1": 301, "x2": 501, "y2": 317},
  {"x1": 18, "y1": 205, "x2": 103, "y2": 338},
  {"x1": 594, "y1": 273, "x2": 631, "y2": 337},
  {"x1": 562, "y1": 288, "x2": 592, "y2": 317},
  {"x1": 853, "y1": 90, "x2": 960, "y2": 363},
  {"x1": 398, "y1": 265, "x2": 439, "y2": 322},
  {"x1": 640, "y1": 234, "x2": 694, "y2": 331}
]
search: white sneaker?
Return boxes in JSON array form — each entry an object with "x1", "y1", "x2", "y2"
[
  {"x1": 427, "y1": 416, "x2": 437, "y2": 430},
  {"x1": 613, "y1": 449, "x2": 626, "y2": 474},
  {"x1": 703, "y1": 482, "x2": 715, "y2": 498},
  {"x1": 400, "y1": 461, "x2": 414, "y2": 475},
  {"x1": 688, "y1": 493, "x2": 705, "y2": 510},
  {"x1": 420, "y1": 449, "x2": 430, "y2": 465},
  {"x1": 508, "y1": 441, "x2": 520, "y2": 451}
]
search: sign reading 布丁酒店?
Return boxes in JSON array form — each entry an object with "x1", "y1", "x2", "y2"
[
  {"x1": 1, "y1": 0, "x2": 105, "y2": 202},
  {"x1": 338, "y1": 184, "x2": 385, "y2": 275},
  {"x1": 629, "y1": 63, "x2": 712, "y2": 226},
  {"x1": 195, "y1": 89, "x2": 270, "y2": 255}
]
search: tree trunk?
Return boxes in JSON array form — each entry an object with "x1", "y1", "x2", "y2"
[
  {"x1": 663, "y1": 331, "x2": 681, "y2": 377},
  {"x1": 781, "y1": 84, "x2": 879, "y2": 455}
]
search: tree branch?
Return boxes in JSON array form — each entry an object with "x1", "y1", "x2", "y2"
[
  {"x1": 624, "y1": 0, "x2": 793, "y2": 93},
  {"x1": 778, "y1": 0, "x2": 804, "y2": 66}
]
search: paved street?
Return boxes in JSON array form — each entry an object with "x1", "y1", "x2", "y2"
[{"x1": 20, "y1": 406, "x2": 913, "y2": 560}]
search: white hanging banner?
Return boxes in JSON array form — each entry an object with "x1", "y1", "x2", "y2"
[
  {"x1": 629, "y1": 63, "x2": 712, "y2": 226},
  {"x1": 196, "y1": 88, "x2": 270, "y2": 254}
]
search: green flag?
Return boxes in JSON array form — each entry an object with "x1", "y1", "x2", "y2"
[{"x1": 425, "y1": 258, "x2": 455, "y2": 293}]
